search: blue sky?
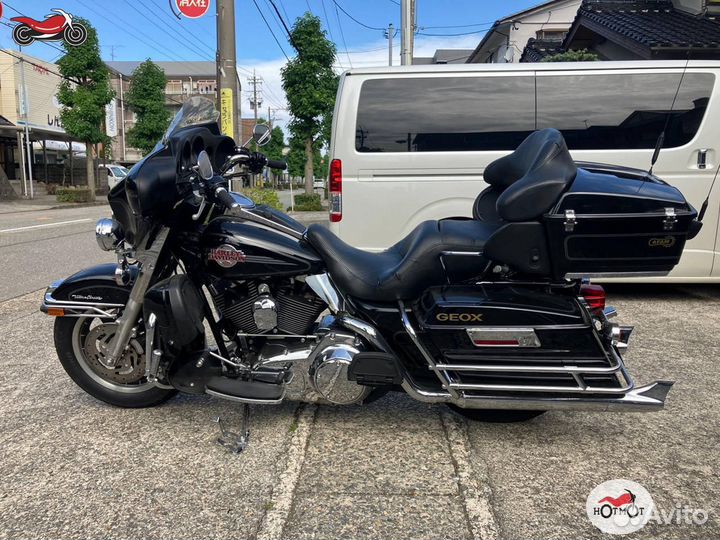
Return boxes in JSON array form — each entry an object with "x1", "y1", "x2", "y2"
[{"x1": 0, "y1": 0, "x2": 541, "y2": 125}]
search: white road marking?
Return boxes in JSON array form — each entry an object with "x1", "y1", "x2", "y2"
[
  {"x1": 0, "y1": 218, "x2": 92, "y2": 233},
  {"x1": 441, "y1": 411, "x2": 500, "y2": 540},
  {"x1": 256, "y1": 403, "x2": 317, "y2": 540}
]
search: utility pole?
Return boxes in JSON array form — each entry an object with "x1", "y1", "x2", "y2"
[
  {"x1": 18, "y1": 48, "x2": 34, "y2": 199},
  {"x1": 216, "y1": 0, "x2": 240, "y2": 144},
  {"x1": 247, "y1": 70, "x2": 263, "y2": 186},
  {"x1": 385, "y1": 23, "x2": 395, "y2": 66},
  {"x1": 400, "y1": 0, "x2": 414, "y2": 65}
]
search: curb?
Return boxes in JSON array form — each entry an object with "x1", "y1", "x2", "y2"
[{"x1": 0, "y1": 201, "x2": 108, "y2": 215}]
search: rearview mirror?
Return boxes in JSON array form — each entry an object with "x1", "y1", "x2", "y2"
[
  {"x1": 197, "y1": 150, "x2": 214, "y2": 180},
  {"x1": 253, "y1": 124, "x2": 272, "y2": 147}
]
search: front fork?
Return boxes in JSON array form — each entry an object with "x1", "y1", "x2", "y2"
[{"x1": 102, "y1": 227, "x2": 170, "y2": 368}]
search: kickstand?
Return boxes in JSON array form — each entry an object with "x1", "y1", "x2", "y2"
[{"x1": 215, "y1": 403, "x2": 251, "y2": 453}]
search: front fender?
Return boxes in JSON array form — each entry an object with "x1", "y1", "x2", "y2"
[{"x1": 41, "y1": 263, "x2": 138, "y2": 316}]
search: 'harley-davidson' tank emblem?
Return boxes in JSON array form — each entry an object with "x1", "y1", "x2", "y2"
[
  {"x1": 208, "y1": 244, "x2": 246, "y2": 268},
  {"x1": 648, "y1": 236, "x2": 676, "y2": 248}
]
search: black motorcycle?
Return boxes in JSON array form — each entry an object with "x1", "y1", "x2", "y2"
[{"x1": 41, "y1": 98, "x2": 702, "y2": 451}]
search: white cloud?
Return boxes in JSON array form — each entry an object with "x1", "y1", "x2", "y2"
[{"x1": 238, "y1": 34, "x2": 481, "y2": 141}]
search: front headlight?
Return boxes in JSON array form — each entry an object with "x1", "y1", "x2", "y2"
[{"x1": 95, "y1": 218, "x2": 123, "y2": 251}]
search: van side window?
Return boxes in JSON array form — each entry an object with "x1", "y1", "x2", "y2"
[
  {"x1": 536, "y1": 73, "x2": 714, "y2": 150},
  {"x1": 356, "y1": 77, "x2": 535, "y2": 152}
]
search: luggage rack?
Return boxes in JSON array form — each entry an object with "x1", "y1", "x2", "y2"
[
  {"x1": 430, "y1": 347, "x2": 633, "y2": 395},
  {"x1": 398, "y1": 301, "x2": 632, "y2": 398}
]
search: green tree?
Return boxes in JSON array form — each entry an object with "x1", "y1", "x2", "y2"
[
  {"x1": 281, "y1": 13, "x2": 338, "y2": 194},
  {"x1": 542, "y1": 49, "x2": 600, "y2": 62},
  {"x1": 126, "y1": 60, "x2": 171, "y2": 155},
  {"x1": 287, "y1": 135, "x2": 322, "y2": 181},
  {"x1": 57, "y1": 18, "x2": 114, "y2": 198}
]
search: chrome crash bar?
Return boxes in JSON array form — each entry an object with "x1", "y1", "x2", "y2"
[{"x1": 40, "y1": 291, "x2": 123, "y2": 319}]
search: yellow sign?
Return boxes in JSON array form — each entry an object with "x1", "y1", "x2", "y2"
[{"x1": 220, "y1": 88, "x2": 234, "y2": 138}]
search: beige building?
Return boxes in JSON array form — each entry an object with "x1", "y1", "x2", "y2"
[
  {"x1": 106, "y1": 61, "x2": 221, "y2": 164},
  {"x1": 0, "y1": 50, "x2": 86, "y2": 196}
]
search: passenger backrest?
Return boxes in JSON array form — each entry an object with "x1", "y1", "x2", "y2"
[{"x1": 494, "y1": 129, "x2": 577, "y2": 222}]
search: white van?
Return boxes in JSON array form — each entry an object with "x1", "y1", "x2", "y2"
[
  {"x1": 101, "y1": 164, "x2": 129, "y2": 190},
  {"x1": 328, "y1": 61, "x2": 720, "y2": 282}
]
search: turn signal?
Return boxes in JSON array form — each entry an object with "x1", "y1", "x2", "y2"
[
  {"x1": 329, "y1": 159, "x2": 342, "y2": 223},
  {"x1": 580, "y1": 283, "x2": 606, "y2": 312},
  {"x1": 47, "y1": 307, "x2": 65, "y2": 317}
]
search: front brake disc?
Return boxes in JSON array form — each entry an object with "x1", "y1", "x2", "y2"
[{"x1": 84, "y1": 323, "x2": 147, "y2": 385}]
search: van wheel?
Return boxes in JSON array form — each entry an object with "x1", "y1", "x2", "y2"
[{"x1": 447, "y1": 404, "x2": 545, "y2": 423}]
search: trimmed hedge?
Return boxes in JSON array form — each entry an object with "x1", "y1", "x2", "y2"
[
  {"x1": 56, "y1": 187, "x2": 93, "y2": 203},
  {"x1": 244, "y1": 188, "x2": 283, "y2": 210},
  {"x1": 292, "y1": 193, "x2": 323, "y2": 212}
]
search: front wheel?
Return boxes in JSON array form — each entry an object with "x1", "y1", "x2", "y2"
[
  {"x1": 447, "y1": 404, "x2": 545, "y2": 423},
  {"x1": 54, "y1": 315, "x2": 176, "y2": 408},
  {"x1": 63, "y1": 23, "x2": 87, "y2": 45}
]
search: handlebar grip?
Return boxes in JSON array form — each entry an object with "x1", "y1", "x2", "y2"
[
  {"x1": 266, "y1": 159, "x2": 287, "y2": 171},
  {"x1": 214, "y1": 187, "x2": 239, "y2": 209}
]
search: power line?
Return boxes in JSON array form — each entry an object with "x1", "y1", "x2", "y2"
[
  {"x1": 417, "y1": 28, "x2": 492, "y2": 36},
  {"x1": 320, "y1": 0, "x2": 343, "y2": 70},
  {"x1": 421, "y1": 21, "x2": 494, "y2": 29},
  {"x1": 333, "y1": 1, "x2": 353, "y2": 68},
  {"x1": 331, "y1": 0, "x2": 385, "y2": 31},
  {"x1": 266, "y1": 0, "x2": 298, "y2": 51},
  {"x1": 251, "y1": 0, "x2": 290, "y2": 61},
  {"x1": 140, "y1": 0, "x2": 217, "y2": 58}
]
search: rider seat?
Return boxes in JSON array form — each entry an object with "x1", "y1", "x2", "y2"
[{"x1": 305, "y1": 219, "x2": 495, "y2": 302}]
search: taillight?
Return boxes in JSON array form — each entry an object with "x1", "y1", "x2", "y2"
[
  {"x1": 329, "y1": 159, "x2": 342, "y2": 223},
  {"x1": 580, "y1": 283, "x2": 606, "y2": 312}
]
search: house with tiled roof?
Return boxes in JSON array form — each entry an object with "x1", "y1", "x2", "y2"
[
  {"x1": 561, "y1": 0, "x2": 720, "y2": 59},
  {"x1": 467, "y1": 0, "x2": 720, "y2": 63}
]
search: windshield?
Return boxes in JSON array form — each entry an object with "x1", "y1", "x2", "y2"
[
  {"x1": 110, "y1": 166, "x2": 128, "y2": 178},
  {"x1": 161, "y1": 96, "x2": 220, "y2": 144}
]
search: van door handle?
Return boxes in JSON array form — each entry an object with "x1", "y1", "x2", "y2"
[{"x1": 698, "y1": 149, "x2": 708, "y2": 170}]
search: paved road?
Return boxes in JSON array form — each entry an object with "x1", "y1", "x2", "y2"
[
  {"x1": 0, "y1": 205, "x2": 115, "y2": 301},
  {"x1": 0, "y1": 208, "x2": 718, "y2": 539}
]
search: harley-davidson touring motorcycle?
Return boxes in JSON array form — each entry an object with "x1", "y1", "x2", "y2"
[{"x1": 42, "y1": 98, "x2": 703, "y2": 451}]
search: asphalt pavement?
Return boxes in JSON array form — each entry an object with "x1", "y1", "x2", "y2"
[{"x1": 0, "y1": 206, "x2": 718, "y2": 539}]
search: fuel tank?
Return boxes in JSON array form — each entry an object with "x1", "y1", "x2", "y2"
[{"x1": 201, "y1": 216, "x2": 324, "y2": 278}]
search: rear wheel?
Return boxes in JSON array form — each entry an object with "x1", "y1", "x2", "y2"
[
  {"x1": 54, "y1": 314, "x2": 176, "y2": 408},
  {"x1": 447, "y1": 404, "x2": 545, "y2": 423},
  {"x1": 12, "y1": 25, "x2": 35, "y2": 45}
]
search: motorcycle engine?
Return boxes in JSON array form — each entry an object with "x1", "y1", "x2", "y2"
[{"x1": 210, "y1": 278, "x2": 326, "y2": 336}]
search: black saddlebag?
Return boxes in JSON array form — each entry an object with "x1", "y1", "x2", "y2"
[{"x1": 544, "y1": 165, "x2": 698, "y2": 280}]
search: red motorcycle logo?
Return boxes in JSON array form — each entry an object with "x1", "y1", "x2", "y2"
[
  {"x1": 598, "y1": 489, "x2": 640, "y2": 518},
  {"x1": 11, "y1": 8, "x2": 88, "y2": 47}
]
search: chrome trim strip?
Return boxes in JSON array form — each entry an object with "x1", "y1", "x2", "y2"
[
  {"x1": 565, "y1": 271, "x2": 670, "y2": 279},
  {"x1": 206, "y1": 388, "x2": 285, "y2": 405},
  {"x1": 440, "y1": 251, "x2": 484, "y2": 256},
  {"x1": 432, "y1": 363, "x2": 623, "y2": 374},
  {"x1": 447, "y1": 381, "x2": 631, "y2": 394},
  {"x1": 466, "y1": 327, "x2": 541, "y2": 348},
  {"x1": 235, "y1": 207, "x2": 304, "y2": 240}
]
